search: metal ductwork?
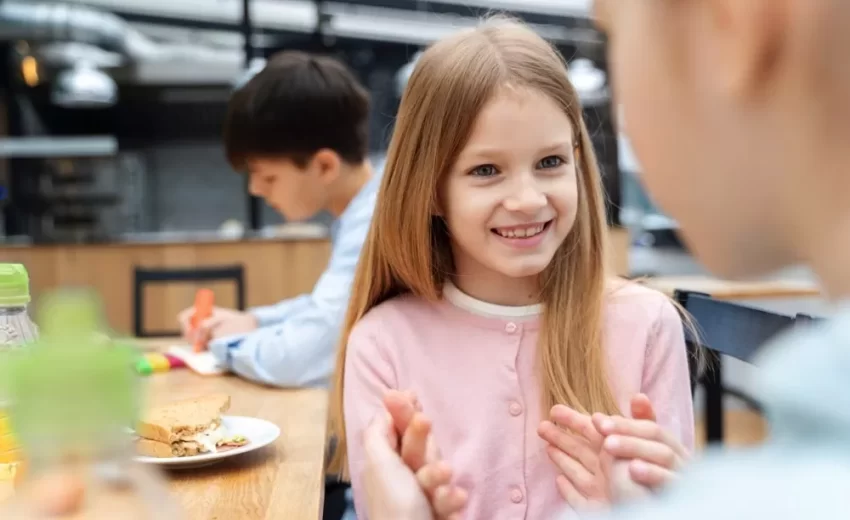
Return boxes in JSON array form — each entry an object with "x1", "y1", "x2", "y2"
[
  {"x1": 1, "y1": 1, "x2": 246, "y2": 102},
  {"x1": 0, "y1": 1, "x2": 243, "y2": 63},
  {"x1": 71, "y1": 0, "x2": 602, "y2": 48},
  {"x1": 0, "y1": 0, "x2": 602, "y2": 88},
  {"x1": 0, "y1": 1, "x2": 135, "y2": 54}
]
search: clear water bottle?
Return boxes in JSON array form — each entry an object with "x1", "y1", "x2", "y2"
[{"x1": 0, "y1": 290, "x2": 182, "y2": 519}]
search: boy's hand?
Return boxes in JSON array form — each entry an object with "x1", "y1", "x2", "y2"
[{"x1": 177, "y1": 306, "x2": 258, "y2": 347}]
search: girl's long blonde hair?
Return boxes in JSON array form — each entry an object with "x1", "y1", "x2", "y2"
[{"x1": 328, "y1": 17, "x2": 620, "y2": 477}]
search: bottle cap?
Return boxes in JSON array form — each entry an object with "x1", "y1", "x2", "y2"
[
  {"x1": 1, "y1": 289, "x2": 141, "y2": 459},
  {"x1": 0, "y1": 264, "x2": 30, "y2": 307}
]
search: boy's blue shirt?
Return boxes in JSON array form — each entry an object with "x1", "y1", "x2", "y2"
[{"x1": 208, "y1": 166, "x2": 383, "y2": 387}]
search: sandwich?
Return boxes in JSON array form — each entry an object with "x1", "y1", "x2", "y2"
[{"x1": 135, "y1": 394, "x2": 247, "y2": 458}]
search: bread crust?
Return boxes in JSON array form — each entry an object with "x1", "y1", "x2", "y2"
[
  {"x1": 135, "y1": 439, "x2": 205, "y2": 458},
  {"x1": 135, "y1": 394, "x2": 231, "y2": 444}
]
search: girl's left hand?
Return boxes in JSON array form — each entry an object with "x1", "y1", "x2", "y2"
[
  {"x1": 593, "y1": 394, "x2": 690, "y2": 493},
  {"x1": 538, "y1": 394, "x2": 688, "y2": 509}
]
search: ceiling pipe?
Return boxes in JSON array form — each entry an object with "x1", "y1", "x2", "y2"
[{"x1": 0, "y1": 1, "x2": 241, "y2": 63}]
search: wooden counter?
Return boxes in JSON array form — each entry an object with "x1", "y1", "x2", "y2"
[
  {"x1": 0, "y1": 236, "x2": 331, "y2": 335},
  {"x1": 642, "y1": 275, "x2": 821, "y2": 300}
]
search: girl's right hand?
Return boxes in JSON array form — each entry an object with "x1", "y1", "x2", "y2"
[{"x1": 383, "y1": 391, "x2": 468, "y2": 519}]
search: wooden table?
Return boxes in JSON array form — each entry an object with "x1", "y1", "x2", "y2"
[
  {"x1": 141, "y1": 346, "x2": 329, "y2": 519},
  {"x1": 641, "y1": 275, "x2": 821, "y2": 300}
]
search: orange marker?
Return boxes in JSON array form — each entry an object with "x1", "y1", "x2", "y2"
[{"x1": 190, "y1": 289, "x2": 214, "y2": 352}]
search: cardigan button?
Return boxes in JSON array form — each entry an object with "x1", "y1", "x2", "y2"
[
  {"x1": 509, "y1": 402, "x2": 523, "y2": 416},
  {"x1": 510, "y1": 487, "x2": 524, "y2": 503}
]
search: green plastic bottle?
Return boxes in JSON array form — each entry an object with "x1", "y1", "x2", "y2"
[
  {"x1": 0, "y1": 264, "x2": 38, "y2": 466},
  {"x1": 0, "y1": 290, "x2": 182, "y2": 519}
]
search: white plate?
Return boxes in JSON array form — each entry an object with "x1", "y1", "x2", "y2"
[{"x1": 133, "y1": 416, "x2": 281, "y2": 469}]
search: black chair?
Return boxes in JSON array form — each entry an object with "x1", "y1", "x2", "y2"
[
  {"x1": 133, "y1": 265, "x2": 246, "y2": 338},
  {"x1": 674, "y1": 290, "x2": 809, "y2": 444}
]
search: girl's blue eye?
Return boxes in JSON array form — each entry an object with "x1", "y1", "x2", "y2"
[
  {"x1": 470, "y1": 165, "x2": 498, "y2": 177},
  {"x1": 538, "y1": 156, "x2": 564, "y2": 169}
]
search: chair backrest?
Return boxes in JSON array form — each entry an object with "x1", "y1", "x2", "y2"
[
  {"x1": 674, "y1": 290, "x2": 822, "y2": 444},
  {"x1": 674, "y1": 290, "x2": 801, "y2": 396},
  {"x1": 133, "y1": 265, "x2": 246, "y2": 338},
  {"x1": 674, "y1": 290, "x2": 798, "y2": 364}
]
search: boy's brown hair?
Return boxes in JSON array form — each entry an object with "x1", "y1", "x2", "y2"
[{"x1": 223, "y1": 51, "x2": 371, "y2": 171}]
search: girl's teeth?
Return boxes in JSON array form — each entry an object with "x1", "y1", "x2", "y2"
[{"x1": 497, "y1": 224, "x2": 544, "y2": 238}]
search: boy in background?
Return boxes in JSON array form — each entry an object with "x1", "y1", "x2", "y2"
[{"x1": 178, "y1": 50, "x2": 381, "y2": 389}]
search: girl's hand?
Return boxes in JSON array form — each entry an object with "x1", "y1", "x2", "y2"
[
  {"x1": 382, "y1": 391, "x2": 468, "y2": 519},
  {"x1": 594, "y1": 394, "x2": 690, "y2": 492},
  {"x1": 362, "y1": 411, "x2": 437, "y2": 520},
  {"x1": 538, "y1": 394, "x2": 686, "y2": 509},
  {"x1": 538, "y1": 405, "x2": 610, "y2": 511}
]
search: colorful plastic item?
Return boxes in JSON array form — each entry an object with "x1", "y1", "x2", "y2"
[{"x1": 135, "y1": 352, "x2": 186, "y2": 376}]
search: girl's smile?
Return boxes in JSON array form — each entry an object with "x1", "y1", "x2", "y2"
[{"x1": 491, "y1": 220, "x2": 554, "y2": 249}]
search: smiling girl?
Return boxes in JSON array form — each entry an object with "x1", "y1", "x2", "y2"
[{"x1": 328, "y1": 18, "x2": 694, "y2": 519}]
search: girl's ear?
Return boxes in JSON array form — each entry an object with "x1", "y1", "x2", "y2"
[
  {"x1": 431, "y1": 189, "x2": 445, "y2": 217},
  {"x1": 431, "y1": 199, "x2": 444, "y2": 218}
]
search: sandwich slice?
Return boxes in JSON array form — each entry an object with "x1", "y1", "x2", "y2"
[{"x1": 135, "y1": 393, "x2": 245, "y2": 458}]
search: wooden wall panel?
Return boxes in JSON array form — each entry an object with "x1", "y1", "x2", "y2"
[{"x1": 0, "y1": 239, "x2": 331, "y2": 335}]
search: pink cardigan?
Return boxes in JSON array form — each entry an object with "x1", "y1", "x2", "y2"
[{"x1": 343, "y1": 282, "x2": 695, "y2": 520}]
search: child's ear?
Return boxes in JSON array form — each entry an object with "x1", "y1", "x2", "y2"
[
  {"x1": 700, "y1": 0, "x2": 789, "y2": 98},
  {"x1": 312, "y1": 149, "x2": 342, "y2": 185},
  {"x1": 431, "y1": 194, "x2": 444, "y2": 218},
  {"x1": 431, "y1": 204, "x2": 443, "y2": 218}
]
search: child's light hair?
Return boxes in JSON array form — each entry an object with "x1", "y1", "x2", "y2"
[{"x1": 328, "y1": 16, "x2": 620, "y2": 477}]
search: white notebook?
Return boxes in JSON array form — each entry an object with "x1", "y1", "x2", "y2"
[{"x1": 166, "y1": 345, "x2": 227, "y2": 376}]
